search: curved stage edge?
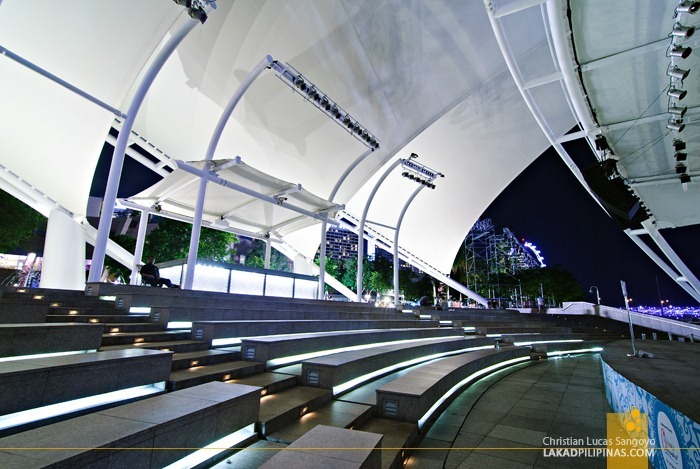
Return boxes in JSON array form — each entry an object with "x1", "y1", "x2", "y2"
[{"x1": 601, "y1": 340, "x2": 700, "y2": 469}]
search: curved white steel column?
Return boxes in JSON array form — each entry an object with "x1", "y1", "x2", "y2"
[
  {"x1": 318, "y1": 148, "x2": 374, "y2": 297},
  {"x1": 393, "y1": 185, "x2": 425, "y2": 308},
  {"x1": 183, "y1": 55, "x2": 273, "y2": 290},
  {"x1": 88, "y1": 16, "x2": 202, "y2": 283},
  {"x1": 129, "y1": 208, "x2": 151, "y2": 285},
  {"x1": 357, "y1": 159, "x2": 402, "y2": 301}
]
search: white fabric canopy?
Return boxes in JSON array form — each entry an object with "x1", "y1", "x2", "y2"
[
  {"x1": 5, "y1": 0, "x2": 687, "y2": 284},
  {"x1": 125, "y1": 158, "x2": 342, "y2": 239}
]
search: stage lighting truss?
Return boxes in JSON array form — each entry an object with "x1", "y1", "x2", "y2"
[
  {"x1": 666, "y1": 12, "x2": 694, "y2": 135},
  {"x1": 172, "y1": 0, "x2": 216, "y2": 24},
  {"x1": 271, "y1": 61, "x2": 380, "y2": 150},
  {"x1": 400, "y1": 156, "x2": 443, "y2": 189}
]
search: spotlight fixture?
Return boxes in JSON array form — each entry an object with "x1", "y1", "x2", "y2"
[
  {"x1": 680, "y1": 173, "x2": 691, "y2": 184},
  {"x1": 670, "y1": 45, "x2": 693, "y2": 59},
  {"x1": 676, "y1": 162, "x2": 688, "y2": 174},
  {"x1": 667, "y1": 119, "x2": 686, "y2": 132},
  {"x1": 171, "y1": 0, "x2": 212, "y2": 24},
  {"x1": 400, "y1": 155, "x2": 443, "y2": 189},
  {"x1": 669, "y1": 105, "x2": 688, "y2": 117},
  {"x1": 677, "y1": 1, "x2": 700, "y2": 14},
  {"x1": 294, "y1": 76, "x2": 307, "y2": 92},
  {"x1": 594, "y1": 135, "x2": 609, "y2": 151},
  {"x1": 673, "y1": 139, "x2": 686, "y2": 151},
  {"x1": 675, "y1": 151, "x2": 688, "y2": 161},
  {"x1": 668, "y1": 86, "x2": 687, "y2": 100},
  {"x1": 672, "y1": 23, "x2": 695, "y2": 38},
  {"x1": 668, "y1": 65, "x2": 690, "y2": 81},
  {"x1": 271, "y1": 61, "x2": 381, "y2": 150}
]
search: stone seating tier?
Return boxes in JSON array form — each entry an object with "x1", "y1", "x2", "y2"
[
  {"x1": 241, "y1": 327, "x2": 463, "y2": 364},
  {"x1": 0, "y1": 300, "x2": 50, "y2": 324},
  {"x1": 192, "y1": 319, "x2": 439, "y2": 344},
  {"x1": 260, "y1": 424, "x2": 383, "y2": 469},
  {"x1": 0, "y1": 381, "x2": 261, "y2": 469},
  {"x1": 86, "y1": 282, "x2": 383, "y2": 313},
  {"x1": 475, "y1": 326, "x2": 572, "y2": 335},
  {"x1": 0, "y1": 323, "x2": 104, "y2": 358},
  {"x1": 0, "y1": 348, "x2": 172, "y2": 417},
  {"x1": 375, "y1": 346, "x2": 531, "y2": 424},
  {"x1": 301, "y1": 336, "x2": 498, "y2": 390},
  {"x1": 156, "y1": 305, "x2": 399, "y2": 325}
]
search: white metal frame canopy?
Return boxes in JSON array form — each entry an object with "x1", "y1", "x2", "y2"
[
  {"x1": 1, "y1": 0, "x2": 695, "y2": 304},
  {"x1": 484, "y1": 0, "x2": 700, "y2": 303}
]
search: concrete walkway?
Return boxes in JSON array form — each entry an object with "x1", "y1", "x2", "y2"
[{"x1": 406, "y1": 354, "x2": 611, "y2": 468}]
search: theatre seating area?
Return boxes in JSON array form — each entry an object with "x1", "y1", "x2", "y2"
[{"x1": 0, "y1": 284, "x2": 644, "y2": 468}]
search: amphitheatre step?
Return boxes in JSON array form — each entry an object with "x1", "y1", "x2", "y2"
[
  {"x1": 210, "y1": 439, "x2": 288, "y2": 469},
  {"x1": 257, "y1": 385, "x2": 332, "y2": 436},
  {"x1": 227, "y1": 371, "x2": 298, "y2": 395},
  {"x1": 99, "y1": 339, "x2": 210, "y2": 353},
  {"x1": 167, "y1": 360, "x2": 264, "y2": 391},
  {"x1": 85, "y1": 282, "x2": 379, "y2": 312},
  {"x1": 240, "y1": 327, "x2": 463, "y2": 365},
  {"x1": 0, "y1": 300, "x2": 50, "y2": 324},
  {"x1": 0, "y1": 323, "x2": 103, "y2": 358},
  {"x1": 0, "y1": 381, "x2": 261, "y2": 469},
  {"x1": 300, "y1": 336, "x2": 497, "y2": 391},
  {"x1": 0, "y1": 348, "x2": 172, "y2": 420},
  {"x1": 356, "y1": 417, "x2": 419, "y2": 469},
  {"x1": 193, "y1": 319, "x2": 438, "y2": 345},
  {"x1": 46, "y1": 314, "x2": 153, "y2": 324},
  {"x1": 265, "y1": 399, "x2": 374, "y2": 444},
  {"x1": 260, "y1": 424, "x2": 383, "y2": 469},
  {"x1": 375, "y1": 346, "x2": 531, "y2": 424},
  {"x1": 49, "y1": 305, "x2": 136, "y2": 316},
  {"x1": 157, "y1": 305, "x2": 398, "y2": 324},
  {"x1": 170, "y1": 349, "x2": 240, "y2": 370},
  {"x1": 476, "y1": 326, "x2": 572, "y2": 335},
  {"x1": 96, "y1": 322, "x2": 166, "y2": 333},
  {"x1": 99, "y1": 330, "x2": 191, "y2": 346}
]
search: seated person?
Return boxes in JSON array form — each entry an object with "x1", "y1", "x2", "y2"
[{"x1": 140, "y1": 257, "x2": 180, "y2": 288}]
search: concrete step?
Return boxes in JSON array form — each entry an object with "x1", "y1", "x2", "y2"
[
  {"x1": 49, "y1": 305, "x2": 125, "y2": 316},
  {"x1": 257, "y1": 385, "x2": 332, "y2": 436},
  {"x1": 46, "y1": 314, "x2": 152, "y2": 324},
  {"x1": 226, "y1": 372, "x2": 299, "y2": 396},
  {"x1": 170, "y1": 349, "x2": 240, "y2": 370},
  {"x1": 266, "y1": 399, "x2": 374, "y2": 444},
  {"x1": 100, "y1": 339, "x2": 210, "y2": 353},
  {"x1": 97, "y1": 322, "x2": 168, "y2": 333},
  {"x1": 210, "y1": 439, "x2": 287, "y2": 469},
  {"x1": 356, "y1": 417, "x2": 418, "y2": 469},
  {"x1": 100, "y1": 330, "x2": 191, "y2": 346},
  {"x1": 167, "y1": 360, "x2": 264, "y2": 391},
  {"x1": 0, "y1": 381, "x2": 261, "y2": 468}
]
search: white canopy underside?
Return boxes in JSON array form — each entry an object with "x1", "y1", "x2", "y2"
[
  {"x1": 2, "y1": 0, "x2": 691, "y2": 277},
  {"x1": 126, "y1": 159, "x2": 342, "y2": 238},
  {"x1": 570, "y1": 0, "x2": 700, "y2": 229}
]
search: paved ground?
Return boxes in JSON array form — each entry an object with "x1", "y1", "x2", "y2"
[{"x1": 405, "y1": 354, "x2": 612, "y2": 468}]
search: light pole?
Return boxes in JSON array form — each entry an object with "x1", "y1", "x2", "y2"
[{"x1": 589, "y1": 286, "x2": 600, "y2": 305}]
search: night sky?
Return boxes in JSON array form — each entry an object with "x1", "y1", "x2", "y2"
[{"x1": 482, "y1": 142, "x2": 700, "y2": 308}]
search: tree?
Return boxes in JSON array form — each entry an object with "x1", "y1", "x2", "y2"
[
  {"x1": 516, "y1": 265, "x2": 584, "y2": 305},
  {"x1": 245, "y1": 239, "x2": 292, "y2": 271},
  {"x1": 314, "y1": 256, "x2": 344, "y2": 292},
  {"x1": 0, "y1": 190, "x2": 46, "y2": 253},
  {"x1": 144, "y1": 217, "x2": 237, "y2": 263},
  {"x1": 104, "y1": 233, "x2": 136, "y2": 282}
]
